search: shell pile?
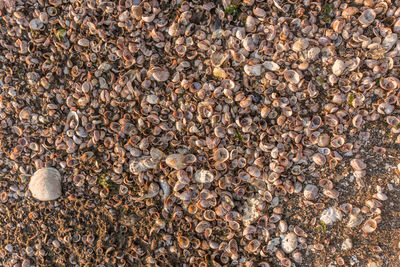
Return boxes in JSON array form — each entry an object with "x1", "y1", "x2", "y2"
[{"x1": 0, "y1": 0, "x2": 399, "y2": 266}]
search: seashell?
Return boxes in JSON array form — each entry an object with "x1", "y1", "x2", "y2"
[
  {"x1": 281, "y1": 232, "x2": 297, "y2": 254},
  {"x1": 332, "y1": 59, "x2": 345, "y2": 76},
  {"x1": 245, "y1": 16, "x2": 257, "y2": 31},
  {"x1": 352, "y1": 114, "x2": 363, "y2": 128},
  {"x1": 309, "y1": 116, "x2": 322, "y2": 130},
  {"x1": 211, "y1": 52, "x2": 227, "y2": 67},
  {"x1": 312, "y1": 153, "x2": 326, "y2": 166},
  {"x1": 243, "y1": 37, "x2": 256, "y2": 52},
  {"x1": 358, "y1": 9, "x2": 376, "y2": 26},
  {"x1": 373, "y1": 192, "x2": 388, "y2": 201},
  {"x1": 317, "y1": 133, "x2": 330, "y2": 147},
  {"x1": 165, "y1": 154, "x2": 187, "y2": 170},
  {"x1": 214, "y1": 148, "x2": 229, "y2": 163},
  {"x1": 213, "y1": 67, "x2": 227, "y2": 79},
  {"x1": 307, "y1": 47, "x2": 320, "y2": 60},
  {"x1": 330, "y1": 135, "x2": 345, "y2": 148},
  {"x1": 283, "y1": 70, "x2": 300, "y2": 84},
  {"x1": 362, "y1": 219, "x2": 377, "y2": 233},
  {"x1": 253, "y1": 7, "x2": 266, "y2": 18},
  {"x1": 303, "y1": 184, "x2": 318, "y2": 200},
  {"x1": 78, "y1": 38, "x2": 90, "y2": 47},
  {"x1": 382, "y1": 33, "x2": 398, "y2": 51},
  {"x1": 350, "y1": 159, "x2": 366, "y2": 171},
  {"x1": 152, "y1": 68, "x2": 169, "y2": 82},
  {"x1": 320, "y1": 206, "x2": 342, "y2": 225},
  {"x1": 29, "y1": 168, "x2": 62, "y2": 201},
  {"x1": 263, "y1": 61, "x2": 280, "y2": 71},
  {"x1": 342, "y1": 7, "x2": 359, "y2": 19},
  {"x1": 194, "y1": 169, "x2": 214, "y2": 184},
  {"x1": 292, "y1": 38, "x2": 309, "y2": 52},
  {"x1": 347, "y1": 213, "x2": 363, "y2": 228},
  {"x1": 380, "y1": 77, "x2": 398, "y2": 91},
  {"x1": 332, "y1": 18, "x2": 345, "y2": 33},
  {"x1": 29, "y1": 19, "x2": 44, "y2": 30},
  {"x1": 244, "y1": 64, "x2": 262, "y2": 76}
]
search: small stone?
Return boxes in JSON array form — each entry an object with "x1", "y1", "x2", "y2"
[
  {"x1": 29, "y1": 167, "x2": 62, "y2": 201},
  {"x1": 78, "y1": 38, "x2": 90, "y2": 47},
  {"x1": 303, "y1": 184, "x2": 319, "y2": 200},
  {"x1": 342, "y1": 238, "x2": 352, "y2": 251},
  {"x1": 267, "y1": 237, "x2": 280, "y2": 252},
  {"x1": 332, "y1": 59, "x2": 345, "y2": 76},
  {"x1": 282, "y1": 232, "x2": 298, "y2": 253}
]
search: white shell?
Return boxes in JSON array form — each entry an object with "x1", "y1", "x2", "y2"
[
  {"x1": 244, "y1": 64, "x2": 262, "y2": 76},
  {"x1": 29, "y1": 168, "x2": 62, "y2": 201},
  {"x1": 263, "y1": 61, "x2": 280, "y2": 71},
  {"x1": 165, "y1": 154, "x2": 187, "y2": 170},
  {"x1": 194, "y1": 169, "x2": 214, "y2": 183},
  {"x1": 320, "y1": 206, "x2": 342, "y2": 225},
  {"x1": 152, "y1": 68, "x2": 169, "y2": 82},
  {"x1": 382, "y1": 33, "x2": 398, "y2": 51},
  {"x1": 281, "y1": 232, "x2": 298, "y2": 253}
]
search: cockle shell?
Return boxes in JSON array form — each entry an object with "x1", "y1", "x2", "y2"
[{"x1": 29, "y1": 168, "x2": 62, "y2": 201}]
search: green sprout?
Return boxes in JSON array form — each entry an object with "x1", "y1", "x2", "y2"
[
  {"x1": 56, "y1": 28, "x2": 67, "y2": 41},
  {"x1": 318, "y1": 220, "x2": 327, "y2": 234},
  {"x1": 225, "y1": 5, "x2": 240, "y2": 17},
  {"x1": 316, "y1": 76, "x2": 324, "y2": 84},
  {"x1": 234, "y1": 129, "x2": 243, "y2": 142},
  {"x1": 347, "y1": 93, "x2": 355, "y2": 105},
  {"x1": 322, "y1": 3, "x2": 334, "y2": 23},
  {"x1": 98, "y1": 173, "x2": 114, "y2": 189}
]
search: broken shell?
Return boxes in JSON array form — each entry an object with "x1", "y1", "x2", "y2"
[
  {"x1": 166, "y1": 154, "x2": 187, "y2": 170},
  {"x1": 292, "y1": 38, "x2": 309, "y2": 52},
  {"x1": 362, "y1": 219, "x2": 377, "y2": 233},
  {"x1": 194, "y1": 170, "x2": 214, "y2": 184},
  {"x1": 283, "y1": 70, "x2": 300, "y2": 84},
  {"x1": 244, "y1": 64, "x2": 262, "y2": 76},
  {"x1": 263, "y1": 61, "x2": 280, "y2": 71},
  {"x1": 214, "y1": 148, "x2": 229, "y2": 163},
  {"x1": 350, "y1": 159, "x2": 366, "y2": 171},
  {"x1": 152, "y1": 68, "x2": 169, "y2": 82},
  {"x1": 312, "y1": 153, "x2": 326, "y2": 166},
  {"x1": 358, "y1": 9, "x2": 376, "y2": 26}
]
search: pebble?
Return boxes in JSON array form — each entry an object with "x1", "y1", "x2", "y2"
[
  {"x1": 281, "y1": 232, "x2": 298, "y2": 253},
  {"x1": 28, "y1": 167, "x2": 62, "y2": 201},
  {"x1": 341, "y1": 238, "x2": 352, "y2": 251},
  {"x1": 5, "y1": 244, "x2": 13, "y2": 253}
]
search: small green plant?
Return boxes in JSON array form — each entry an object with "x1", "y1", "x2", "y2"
[
  {"x1": 347, "y1": 93, "x2": 355, "y2": 105},
  {"x1": 376, "y1": 77, "x2": 382, "y2": 86},
  {"x1": 315, "y1": 76, "x2": 324, "y2": 84},
  {"x1": 98, "y1": 173, "x2": 113, "y2": 189},
  {"x1": 318, "y1": 220, "x2": 327, "y2": 234},
  {"x1": 225, "y1": 5, "x2": 240, "y2": 17},
  {"x1": 56, "y1": 28, "x2": 67, "y2": 41},
  {"x1": 234, "y1": 129, "x2": 243, "y2": 142},
  {"x1": 322, "y1": 3, "x2": 334, "y2": 23}
]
